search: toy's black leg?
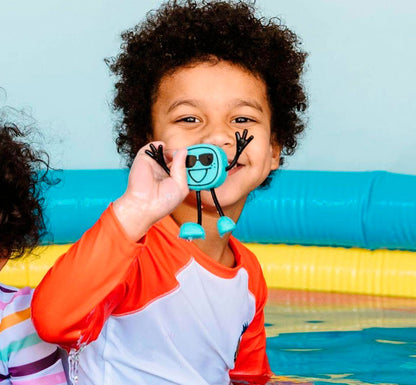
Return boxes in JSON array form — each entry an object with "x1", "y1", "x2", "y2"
[
  {"x1": 179, "y1": 191, "x2": 205, "y2": 240},
  {"x1": 211, "y1": 189, "x2": 236, "y2": 236},
  {"x1": 210, "y1": 189, "x2": 225, "y2": 217},
  {"x1": 196, "y1": 191, "x2": 202, "y2": 225}
]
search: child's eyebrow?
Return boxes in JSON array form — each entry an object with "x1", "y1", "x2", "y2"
[
  {"x1": 230, "y1": 99, "x2": 264, "y2": 113},
  {"x1": 167, "y1": 98, "x2": 264, "y2": 113},
  {"x1": 167, "y1": 99, "x2": 198, "y2": 113}
]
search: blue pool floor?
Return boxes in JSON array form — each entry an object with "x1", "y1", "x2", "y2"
[{"x1": 264, "y1": 290, "x2": 416, "y2": 385}]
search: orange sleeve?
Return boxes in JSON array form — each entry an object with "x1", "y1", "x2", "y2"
[
  {"x1": 32, "y1": 204, "x2": 143, "y2": 351},
  {"x1": 229, "y1": 260, "x2": 273, "y2": 383}
]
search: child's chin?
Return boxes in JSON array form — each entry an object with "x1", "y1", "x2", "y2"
[
  {"x1": 182, "y1": 185, "x2": 246, "y2": 212},
  {"x1": 182, "y1": 191, "x2": 214, "y2": 209},
  {"x1": 208, "y1": 189, "x2": 245, "y2": 209}
]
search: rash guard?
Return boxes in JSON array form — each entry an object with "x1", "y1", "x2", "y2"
[
  {"x1": 0, "y1": 284, "x2": 68, "y2": 384},
  {"x1": 32, "y1": 204, "x2": 272, "y2": 384}
]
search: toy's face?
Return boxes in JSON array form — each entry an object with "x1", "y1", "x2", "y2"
[{"x1": 186, "y1": 144, "x2": 228, "y2": 191}]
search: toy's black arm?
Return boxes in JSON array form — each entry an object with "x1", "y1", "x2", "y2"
[
  {"x1": 225, "y1": 129, "x2": 254, "y2": 171},
  {"x1": 145, "y1": 144, "x2": 170, "y2": 175}
]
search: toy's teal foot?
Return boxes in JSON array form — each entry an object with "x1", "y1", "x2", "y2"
[
  {"x1": 217, "y1": 216, "x2": 236, "y2": 237},
  {"x1": 179, "y1": 222, "x2": 205, "y2": 241}
]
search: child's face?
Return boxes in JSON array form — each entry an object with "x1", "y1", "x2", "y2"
[
  {"x1": 151, "y1": 60, "x2": 280, "y2": 210},
  {"x1": 0, "y1": 254, "x2": 8, "y2": 271}
]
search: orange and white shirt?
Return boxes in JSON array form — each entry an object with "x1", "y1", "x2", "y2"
[{"x1": 32, "y1": 204, "x2": 271, "y2": 385}]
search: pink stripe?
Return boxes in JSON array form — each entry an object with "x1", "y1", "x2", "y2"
[
  {"x1": 0, "y1": 287, "x2": 32, "y2": 310},
  {"x1": 12, "y1": 372, "x2": 67, "y2": 385}
]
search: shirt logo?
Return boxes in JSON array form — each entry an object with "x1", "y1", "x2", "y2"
[{"x1": 234, "y1": 322, "x2": 249, "y2": 362}]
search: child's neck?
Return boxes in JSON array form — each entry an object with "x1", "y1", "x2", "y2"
[
  {"x1": 171, "y1": 201, "x2": 244, "y2": 268},
  {"x1": 193, "y1": 226, "x2": 235, "y2": 268}
]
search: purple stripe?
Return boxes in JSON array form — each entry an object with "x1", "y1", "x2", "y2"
[
  {"x1": 9, "y1": 349, "x2": 60, "y2": 377},
  {"x1": 0, "y1": 373, "x2": 10, "y2": 380},
  {"x1": 0, "y1": 285, "x2": 17, "y2": 293},
  {"x1": 0, "y1": 286, "x2": 32, "y2": 310}
]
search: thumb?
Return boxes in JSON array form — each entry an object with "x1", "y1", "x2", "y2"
[{"x1": 170, "y1": 148, "x2": 189, "y2": 195}]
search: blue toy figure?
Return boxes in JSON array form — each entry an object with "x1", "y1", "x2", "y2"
[{"x1": 146, "y1": 129, "x2": 253, "y2": 240}]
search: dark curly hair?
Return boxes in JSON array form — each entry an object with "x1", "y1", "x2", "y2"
[
  {"x1": 0, "y1": 124, "x2": 52, "y2": 260},
  {"x1": 108, "y1": 0, "x2": 307, "y2": 169}
]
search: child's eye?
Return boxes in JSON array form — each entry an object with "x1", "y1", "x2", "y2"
[
  {"x1": 233, "y1": 117, "x2": 253, "y2": 123},
  {"x1": 178, "y1": 116, "x2": 200, "y2": 123}
]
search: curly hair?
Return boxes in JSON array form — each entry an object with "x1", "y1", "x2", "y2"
[
  {"x1": 108, "y1": 0, "x2": 307, "y2": 168},
  {"x1": 0, "y1": 124, "x2": 52, "y2": 260}
]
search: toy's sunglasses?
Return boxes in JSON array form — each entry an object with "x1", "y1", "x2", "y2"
[{"x1": 186, "y1": 153, "x2": 214, "y2": 168}]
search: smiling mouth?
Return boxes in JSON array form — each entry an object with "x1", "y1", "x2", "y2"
[
  {"x1": 188, "y1": 168, "x2": 209, "y2": 183},
  {"x1": 227, "y1": 163, "x2": 243, "y2": 175}
]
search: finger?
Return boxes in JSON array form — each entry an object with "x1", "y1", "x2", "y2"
[
  {"x1": 162, "y1": 148, "x2": 178, "y2": 164},
  {"x1": 170, "y1": 148, "x2": 189, "y2": 194}
]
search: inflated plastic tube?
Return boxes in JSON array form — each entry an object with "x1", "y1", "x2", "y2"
[
  {"x1": 43, "y1": 169, "x2": 127, "y2": 244},
  {"x1": 247, "y1": 244, "x2": 416, "y2": 298},
  {"x1": 42, "y1": 170, "x2": 416, "y2": 250},
  {"x1": 236, "y1": 170, "x2": 416, "y2": 250},
  {"x1": 2, "y1": 244, "x2": 415, "y2": 297}
]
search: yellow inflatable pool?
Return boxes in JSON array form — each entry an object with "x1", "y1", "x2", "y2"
[{"x1": 1, "y1": 243, "x2": 415, "y2": 298}]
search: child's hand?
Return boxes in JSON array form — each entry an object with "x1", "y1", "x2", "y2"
[{"x1": 113, "y1": 142, "x2": 189, "y2": 241}]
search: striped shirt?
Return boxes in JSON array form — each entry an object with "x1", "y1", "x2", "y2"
[{"x1": 0, "y1": 283, "x2": 68, "y2": 385}]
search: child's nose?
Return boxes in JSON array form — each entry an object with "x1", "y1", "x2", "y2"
[{"x1": 201, "y1": 124, "x2": 234, "y2": 148}]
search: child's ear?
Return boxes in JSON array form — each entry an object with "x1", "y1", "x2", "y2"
[{"x1": 270, "y1": 141, "x2": 281, "y2": 171}]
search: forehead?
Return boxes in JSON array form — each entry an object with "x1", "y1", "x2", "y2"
[{"x1": 153, "y1": 60, "x2": 270, "y2": 112}]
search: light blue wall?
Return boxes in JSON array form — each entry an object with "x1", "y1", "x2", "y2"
[{"x1": 1, "y1": 0, "x2": 415, "y2": 174}]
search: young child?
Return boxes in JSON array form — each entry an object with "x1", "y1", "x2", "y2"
[
  {"x1": 32, "y1": 1, "x2": 307, "y2": 384},
  {"x1": 0, "y1": 124, "x2": 68, "y2": 384}
]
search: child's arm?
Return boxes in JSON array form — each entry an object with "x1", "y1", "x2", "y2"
[{"x1": 32, "y1": 143, "x2": 188, "y2": 351}]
